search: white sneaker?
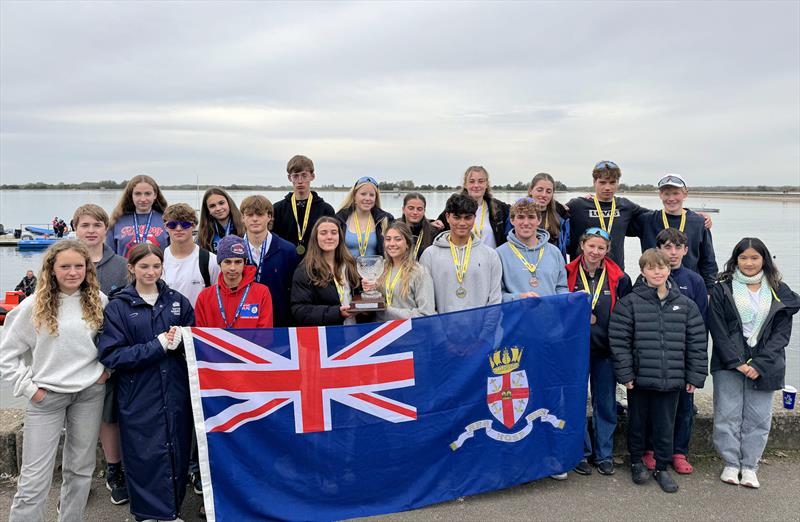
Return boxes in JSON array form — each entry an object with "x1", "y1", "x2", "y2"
[
  {"x1": 740, "y1": 469, "x2": 760, "y2": 489},
  {"x1": 720, "y1": 466, "x2": 740, "y2": 485},
  {"x1": 549, "y1": 472, "x2": 568, "y2": 481}
]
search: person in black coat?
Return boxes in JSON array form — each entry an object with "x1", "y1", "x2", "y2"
[
  {"x1": 434, "y1": 166, "x2": 510, "y2": 248},
  {"x1": 98, "y1": 244, "x2": 195, "y2": 522},
  {"x1": 291, "y1": 217, "x2": 364, "y2": 326},
  {"x1": 271, "y1": 155, "x2": 336, "y2": 258},
  {"x1": 708, "y1": 237, "x2": 799, "y2": 489},
  {"x1": 609, "y1": 249, "x2": 707, "y2": 493}
]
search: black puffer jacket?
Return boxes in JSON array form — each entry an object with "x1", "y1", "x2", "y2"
[
  {"x1": 609, "y1": 280, "x2": 708, "y2": 391},
  {"x1": 708, "y1": 280, "x2": 799, "y2": 391}
]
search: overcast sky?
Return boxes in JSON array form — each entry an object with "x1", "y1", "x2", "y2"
[{"x1": 1, "y1": 1, "x2": 798, "y2": 188}]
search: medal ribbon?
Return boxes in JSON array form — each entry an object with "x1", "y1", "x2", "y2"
[
  {"x1": 449, "y1": 236, "x2": 473, "y2": 286},
  {"x1": 578, "y1": 263, "x2": 607, "y2": 311},
  {"x1": 384, "y1": 266, "x2": 403, "y2": 307},
  {"x1": 244, "y1": 235, "x2": 269, "y2": 281},
  {"x1": 216, "y1": 283, "x2": 252, "y2": 328},
  {"x1": 133, "y1": 211, "x2": 153, "y2": 244},
  {"x1": 661, "y1": 209, "x2": 686, "y2": 232},
  {"x1": 508, "y1": 243, "x2": 545, "y2": 276},
  {"x1": 473, "y1": 200, "x2": 487, "y2": 238},
  {"x1": 354, "y1": 213, "x2": 373, "y2": 257},
  {"x1": 413, "y1": 231, "x2": 424, "y2": 258},
  {"x1": 333, "y1": 276, "x2": 346, "y2": 305},
  {"x1": 593, "y1": 195, "x2": 616, "y2": 233},
  {"x1": 291, "y1": 193, "x2": 313, "y2": 244}
]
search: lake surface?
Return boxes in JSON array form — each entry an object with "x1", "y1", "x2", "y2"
[{"x1": 1, "y1": 189, "x2": 798, "y2": 407}]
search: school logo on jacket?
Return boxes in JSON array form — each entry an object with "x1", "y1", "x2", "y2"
[
  {"x1": 171, "y1": 301, "x2": 181, "y2": 316},
  {"x1": 240, "y1": 303, "x2": 259, "y2": 318},
  {"x1": 450, "y1": 347, "x2": 566, "y2": 450}
]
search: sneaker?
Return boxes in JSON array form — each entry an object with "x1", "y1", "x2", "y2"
[
  {"x1": 573, "y1": 459, "x2": 592, "y2": 475},
  {"x1": 653, "y1": 469, "x2": 679, "y2": 493},
  {"x1": 740, "y1": 469, "x2": 760, "y2": 489},
  {"x1": 720, "y1": 466, "x2": 740, "y2": 485},
  {"x1": 597, "y1": 460, "x2": 615, "y2": 476},
  {"x1": 549, "y1": 472, "x2": 568, "y2": 481},
  {"x1": 631, "y1": 462, "x2": 650, "y2": 485},
  {"x1": 191, "y1": 471, "x2": 203, "y2": 495},
  {"x1": 642, "y1": 450, "x2": 656, "y2": 471},
  {"x1": 106, "y1": 468, "x2": 129, "y2": 505}
]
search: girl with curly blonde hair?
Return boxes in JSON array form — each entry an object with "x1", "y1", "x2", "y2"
[{"x1": 0, "y1": 240, "x2": 110, "y2": 521}]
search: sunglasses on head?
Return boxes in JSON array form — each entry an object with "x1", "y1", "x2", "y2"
[
  {"x1": 594, "y1": 161, "x2": 619, "y2": 171},
  {"x1": 355, "y1": 176, "x2": 379, "y2": 187},
  {"x1": 514, "y1": 197, "x2": 537, "y2": 205},
  {"x1": 658, "y1": 175, "x2": 686, "y2": 188},
  {"x1": 584, "y1": 227, "x2": 610, "y2": 240},
  {"x1": 165, "y1": 221, "x2": 195, "y2": 230}
]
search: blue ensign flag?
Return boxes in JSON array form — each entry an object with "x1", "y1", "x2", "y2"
[{"x1": 185, "y1": 293, "x2": 590, "y2": 521}]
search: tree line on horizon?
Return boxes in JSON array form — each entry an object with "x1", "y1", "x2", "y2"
[{"x1": 0, "y1": 179, "x2": 798, "y2": 193}]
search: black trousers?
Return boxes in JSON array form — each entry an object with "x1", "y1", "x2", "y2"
[{"x1": 627, "y1": 388, "x2": 680, "y2": 471}]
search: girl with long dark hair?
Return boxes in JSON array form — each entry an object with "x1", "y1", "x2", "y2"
[{"x1": 197, "y1": 187, "x2": 244, "y2": 253}]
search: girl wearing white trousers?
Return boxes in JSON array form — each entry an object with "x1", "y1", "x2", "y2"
[
  {"x1": 0, "y1": 240, "x2": 110, "y2": 521},
  {"x1": 708, "y1": 237, "x2": 799, "y2": 489}
]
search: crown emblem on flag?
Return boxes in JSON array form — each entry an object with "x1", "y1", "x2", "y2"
[{"x1": 488, "y1": 347, "x2": 523, "y2": 375}]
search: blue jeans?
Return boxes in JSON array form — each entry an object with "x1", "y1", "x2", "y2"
[{"x1": 583, "y1": 356, "x2": 617, "y2": 463}]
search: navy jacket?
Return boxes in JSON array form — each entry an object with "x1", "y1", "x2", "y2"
[
  {"x1": 668, "y1": 267, "x2": 708, "y2": 322},
  {"x1": 708, "y1": 280, "x2": 799, "y2": 391},
  {"x1": 253, "y1": 233, "x2": 300, "y2": 327},
  {"x1": 98, "y1": 281, "x2": 195, "y2": 520},
  {"x1": 633, "y1": 209, "x2": 718, "y2": 290}
]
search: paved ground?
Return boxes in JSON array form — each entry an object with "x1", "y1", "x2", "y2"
[{"x1": 1, "y1": 452, "x2": 797, "y2": 521}]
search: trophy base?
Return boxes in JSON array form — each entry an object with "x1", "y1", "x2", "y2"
[{"x1": 349, "y1": 294, "x2": 386, "y2": 311}]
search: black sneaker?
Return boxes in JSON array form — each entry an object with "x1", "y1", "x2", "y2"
[
  {"x1": 106, "y1": 468, "x2": 129, "y2": 505},
  {"x1": 191, "y1": 471, "x2": 203, "y2": 495},
  {"x1": 573, "y1": 459, "x2": 592, "y2": 475},
  {"x1": 597, "y1": 460, "x2": 615, "y2": 476},
  {"x1": 653, "y1": 469, "x2": 679, "y2": 493},
  {"x1": 631, "y1": 462, "x2": 650, "y2": 484}
]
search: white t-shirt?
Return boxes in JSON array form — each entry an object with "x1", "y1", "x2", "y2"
[
  {"x1": 163, "y1": 245, "x2": 220, "y2": 306},
  {"x1": 742, "y1": 288, "x2": 761, "y2": 339},
  {"x1": 474, "y1": 201, "x2": 496, "y2": 248}
]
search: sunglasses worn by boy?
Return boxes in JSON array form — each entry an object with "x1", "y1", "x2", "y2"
[
  {"x1": 584, "y1": 227, "x2": 610, "y2": 240},
  {"x1": 165, "y1": 221, "x2": 195, "y2": 230}
]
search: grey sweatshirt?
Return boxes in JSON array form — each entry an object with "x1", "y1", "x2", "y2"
[
  {"x1": 497, "y1": 229, "x2": 568, "y2": 301},
  {"x1": 96, "y1": 244, "x2": 129, "y2": 295},
  {"x1": 420, "y1": 231, "x2": 502, "y2": 313},
  {"x1": 378, "y1": 264, "x2": 436, "y2": 320}
]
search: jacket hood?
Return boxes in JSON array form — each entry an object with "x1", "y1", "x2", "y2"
[
  {"x1": 216, "y1": 264, "x2": 257, "y2": 295},
  {"x1": 282, "y1": 190, "x2": 326, "y2": 203},
  {"x1": 506, "y1": 229, "x2": 551, "y2": 251},
  {"x1": 431, "y1": 230, "x2": 484, "y2": 248},
  {"x1": 335, "y1": 206, "x2": 391, "y2": 225},
  {"x1": 566, "y1": 255, "x2": 625, "y2": 282}
]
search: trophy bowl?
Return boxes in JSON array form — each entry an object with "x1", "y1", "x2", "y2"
[{"x1": 356, "y1": 255, "x2": 385, "y2": 299}]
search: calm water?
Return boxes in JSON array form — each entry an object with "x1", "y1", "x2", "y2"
[{"x1": 1, "y1": 189, "x2": 798, "y2": 407}]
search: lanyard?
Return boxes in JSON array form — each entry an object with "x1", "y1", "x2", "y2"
[
  {"x1": 216, "y1": 284, "x2": 251, "y2": 328},
  {"x1": 508, "y1": 243, "x2": 545, "y2": 275},
  {"x1": 385, "y1": 266, "x2": 403, "y2": 307},
  {"x1": 413, "y1": 231, "x2": 424, "y2": 258},
  {"x1": 473, "y1": 200, "x2": 487, "y2": 238},
  {"x1": 661, "y1": 209, "x2": 686, "y2": 232},
  {"x1": 354, "y1": 213, "x2": 373, "y2": 257},
  {"x1": 291, "y1": 193, "x2": 313, "y2": 243},
  {"x1": 593, "y1": 196, "x2": 616, "y2": 233},
  {"x1": 578, "y1": 263, "x2": 607, "y2": 311},
  {"x1": 449, "y1": 236, "x2": 473, "y2": 285},
  {"x1": 133, "y1": 211, "x2": 153, "y2": 244},
  {"x1": 244, "y1": 234, "x2": 269, "y2": 281},
  {"x1": 333, "y1": 276, "x2": 346, "y2": 304}
]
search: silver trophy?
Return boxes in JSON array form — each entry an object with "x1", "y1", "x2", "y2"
[{"x1": 356, "y1": 255, "x2": 385, "y2": 300}]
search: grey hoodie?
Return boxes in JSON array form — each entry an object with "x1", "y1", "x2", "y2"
[
  {"x1": 420, "y1": 231, "x2": 502, "y2": 314},
  {"x1": 497, "y1": 229, "x2": 568, "y2": 301},
  {"x1": 96, "y1": 243, "x2": 128, "y2": 295}
]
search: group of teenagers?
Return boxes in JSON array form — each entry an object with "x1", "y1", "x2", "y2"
[{"x1": 1, "y1": 156, "x2": 798, "y2": 522}]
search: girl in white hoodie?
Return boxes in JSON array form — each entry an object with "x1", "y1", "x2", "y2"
[{"x1": 0, "y1": 240, "x2": 109, "y2": 522}]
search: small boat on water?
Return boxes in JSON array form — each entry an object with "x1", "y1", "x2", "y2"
[
  {"x1": 687, "y1": 206, "x2": 720, "y2": 213},
  {"x1": 18, "y1": 238, "x2": 60, "y2": 250},
  {"x1": 24, "y1": 225, "x2": 56, "y2": 236},
  {"x1": 0, "y1": 291, "x2": 25, "y2": 325}
]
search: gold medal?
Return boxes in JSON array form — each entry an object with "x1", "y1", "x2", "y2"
[
  {"x1": 590, "y1": 313, "x2": 597, "y2": 325},
  {"x1": 296, "y1": 244, "x2": 306, "y2": 255},
  {"x1": 508, "y1": 243, "x2": 545, "y2": 288},
  {"x1": 449, "y1": 236, "x2": 473, "y2": 297},
  {"x1": 456, "y1": 286, "x2": 467, "y2": 298},
  {"x1": 529, "y1": 276, "x2": 538, "y2": 287}
]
